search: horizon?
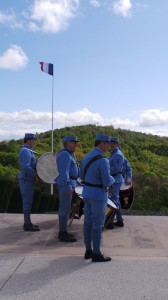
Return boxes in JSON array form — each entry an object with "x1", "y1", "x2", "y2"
[{"x1": 1, "y1": 123, "x2": 167, "y2": 143}]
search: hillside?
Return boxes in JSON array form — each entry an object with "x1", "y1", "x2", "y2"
[{"x1": 0, "y1": 124, "x2": 168, "y2": 212}]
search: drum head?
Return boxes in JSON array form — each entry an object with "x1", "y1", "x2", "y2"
[
  {"x1": 107, "y1": 198, "x2": 117, "y2": 210},
  {"x1": 75, "y1": 185, "x2": 83, "y2": 196},
  {"x1": 36, "y1": 152, "x2": 58, "y2": 184},
  {"x1": 120, "y1": 182, "x2": 132, "y2": 191}
]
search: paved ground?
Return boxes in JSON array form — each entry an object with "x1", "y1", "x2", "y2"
[{"x1": 0, "y1": 213, "x2": 168, "y2": 299}]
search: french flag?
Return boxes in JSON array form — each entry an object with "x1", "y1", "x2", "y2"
[{"x1": 39, "y1": 62, "x2": 54, "y2": 76}]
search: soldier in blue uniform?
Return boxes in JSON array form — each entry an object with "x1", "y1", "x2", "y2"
[
  {"x1": 18, "y1": 133, "x2": 40, "y2": 232},
  {"x1": 122, "y1": 157, "x2": 132, "y2": 185},
  {"x1": 79, "y1": 134, "x2": 115, "y2": 262},
  {"x1": 55, "y1": 136, "x2": 79, "y2": 242},
  {"x1": 107, "y1": 137, "x2": 125, "y2": 229}
]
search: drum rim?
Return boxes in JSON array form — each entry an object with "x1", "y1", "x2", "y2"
[
  {"x1": 107, "y1": 198, "x2": 117, "y2": 210},
  {"x1": 37, "y1": 151, "x2": 56, "y2": 160},
  {"x1": 120, "y1": 182, "x2": 133, "y2": 191}
]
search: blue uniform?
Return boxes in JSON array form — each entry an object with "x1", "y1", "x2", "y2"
[
  {"x1": 18, "y1": 145, "x2": 36, "y2": 224},
  {"x1": 55, "y1": 148, "x2": 79, "y2": 232},
  {"x1": 122, "y1": 158, "x2": 132, "y2": 183},
  {"x1": 109, "y1": 147, "x2": 124, "y2": 222},
  {"x1": 79, "y1": 147, "x2": 115, "y2": 254}
]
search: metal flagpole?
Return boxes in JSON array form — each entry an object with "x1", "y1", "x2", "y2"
[
  {"x1": 39, "y1": 61, "x2": 55, "y2": 195},
  {"x1": 51, "y1": 71, "x2": 54, "y2": 194}
]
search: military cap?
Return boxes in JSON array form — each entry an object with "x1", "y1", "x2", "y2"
[
  {"x1": 110, "y1": 137, "x2": 119, "y2": 143},
  {"x1": 95, "y1": 134, "x2": 110, "y2": 142},
  {"x1": 62, "y1": 136, "x2": 79, "y2": 143},
  {"x1": 24, "y1": 133, "x2": 36, "y2": 139}
]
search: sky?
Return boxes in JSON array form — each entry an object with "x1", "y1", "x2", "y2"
[{"x1": 1, "y1": 0, "x2": 168, "y2": 141}]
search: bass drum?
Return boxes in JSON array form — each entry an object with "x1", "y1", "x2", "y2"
[
  {"x1": 68, "y1": 185, "x2": 84, "y2": 226},
  {"x1": 36, "y1": 152, "x2": 59, "y2": 184},
  {"x1": 119, "y1": 182, "x2": 134, "y2": 210},
  {"x1": 69, "y1": 184, "x2": 118, "y2": 229},
  {"x1": 104, "y1": 198, "x2": 118, "y2": 228}
]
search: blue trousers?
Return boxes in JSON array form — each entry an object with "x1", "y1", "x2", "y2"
[
  {"x1": 83, "y1": 198, "x2": 107, "y2": 254},
  {"x1": 110, "y1": 182, "x2": 123, "y2": 222},
  {"x1": 58, "y1": 186, "x2": 72, "y2": 231},
  {"x1": 19, "y1": 179, "x2": 35, "y2": 224}
]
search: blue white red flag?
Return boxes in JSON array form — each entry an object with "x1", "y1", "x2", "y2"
[{"x1": 39, "y1": 62, "x2": 54, "y2": 76}]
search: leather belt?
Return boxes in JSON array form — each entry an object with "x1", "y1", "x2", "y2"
[
  {"x1": 84, "y1": 181, "x2": 103, "y2": 188},
  {"x1": 70, "y1": 176, "x2": 78, "y2": 180},
  {"x1": 112, "y1": 172, "x2": 122, "y2": 176}
]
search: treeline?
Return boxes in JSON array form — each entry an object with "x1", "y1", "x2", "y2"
[{"x1": 0, "y1": 124, "x2": 168, "y2": 212}]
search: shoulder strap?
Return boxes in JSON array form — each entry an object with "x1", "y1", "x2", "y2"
[
  {"x1": 58, "y1": 148, "x2": 71, "y2": 154},
  {"x1": 20, "y1": 147, "x2": 38, "y2": 154},
  {"x1": 84, "y1": 155, "x2": 103, "y2": 175},
  {"x1": 58, "y1": 148, "x2": 78, "y2": 166}
]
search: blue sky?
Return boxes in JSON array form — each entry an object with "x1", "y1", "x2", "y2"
[{"x1": 1, "y1": 0, "x2": 168, "y2": 141}]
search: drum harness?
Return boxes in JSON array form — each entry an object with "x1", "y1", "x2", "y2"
[{"x1": 83, "y1": 154, "x2": 104, "y2": 188}]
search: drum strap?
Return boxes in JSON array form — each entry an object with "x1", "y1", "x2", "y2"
[
  {"x1": 84, "y1": 155, "x2": 103, "y2": 175},
  {"x1": 83, "y1": 154, "x2": 104, "y2": 188},
  {"x1": 58, "y1": 148, "x2": 79, "y2": 168}
]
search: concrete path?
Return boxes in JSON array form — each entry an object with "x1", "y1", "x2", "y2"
[{"x1": 0, "y1": 214, "x2": 168, "y2": 299}]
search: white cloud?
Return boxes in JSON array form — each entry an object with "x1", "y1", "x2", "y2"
[
  {"x1": 113, "y1": 0, "x2": 132, "y2": 17},
  {"x1": 0, "y1": 11, "x2": 15, "y2": 23},
  {"x1": 0, "y1": 0, "x2": 144, "y2": 33},
  {"x1": 0, "y1": 45, "x2": 28, "y2": 70},
  {"x1": 89, "y1": 0, "x2": 101, "y2": 8},
  {"x1": 1, "y1": 108, "x2": 168, "y2": 141},
  {"x1": 139, "y1": 109, "x2": 168, "y2": 127},
  {"x1": 0, "y1": 10, "x2": 23, "y2": 29},
  {"x1": 28, "y1": 0, "x2": 80, "y2": 33},
  {"x1": 0, "y1": 0, "x2": 138, "y2": 33}
]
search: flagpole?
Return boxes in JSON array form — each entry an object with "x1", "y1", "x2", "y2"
[
  {"x1": 51, "y1": 72, "x2": 54, "y2": 194},
  {"x1": 51, "y1": 74, "x2": 54, "y2": 152},
  {"x1": 39, "y1": 61, "x2": 54, "y2": 195}
]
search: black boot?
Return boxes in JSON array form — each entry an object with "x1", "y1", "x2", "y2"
[
  {"x1": 58, "y1": 231, "x2": 77, "y2": 242},
  {"x1": 92, "y1": 252, "x2": 111, "y2": 262},
  {"x1": 105, "y1": 222, "x2": 114, "y2": 230},
  {"x1": 23, "y1": 223, "x2": 40, "y2": 232},
  {"x1": 84, "y1": 249, "x2": 93, "y2": 259},
  {"x1": 30, "y1": 223, "x2": 39, "y2": 228},
  {"x1": 58, "y1": 231, "x2": 75, "y2": 238},
  {"x1": 113, "y1": 220, "x2": 124, "y2": 227}
]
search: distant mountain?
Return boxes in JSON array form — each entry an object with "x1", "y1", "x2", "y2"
[{"x1": 0, "y1": 125, "x2": 168, "y2": 212}]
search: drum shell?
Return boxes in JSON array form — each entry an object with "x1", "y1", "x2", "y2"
[
  {"x1": 70, "y1": 191, "x2": 84, "y2": 220},
  {"x1": 119, "y1": 185, "x2": 134, "y2": 210},
  {"x1": 70, "y1": 185, "x2": 119, "y2": 226},
  {"x1": 104, "y1": 199, "x2": 118, "y2": 227}
]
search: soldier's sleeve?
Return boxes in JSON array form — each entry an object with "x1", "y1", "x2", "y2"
[
  {"x1": 100, "y1": 158, "x2": 115, "y2": 187},
  {"x1": 79, "y1": 160, "x2": 84, "y2": 181},
  {"x1": 57, "y1": 152, "x2": 73, "y2": 191},
  {"x1": 125, "y1": 160, "x2": 132, "y2": 181},
  {"x1": 19, "y1": 150, "x2": 36, "y2": 179}
]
